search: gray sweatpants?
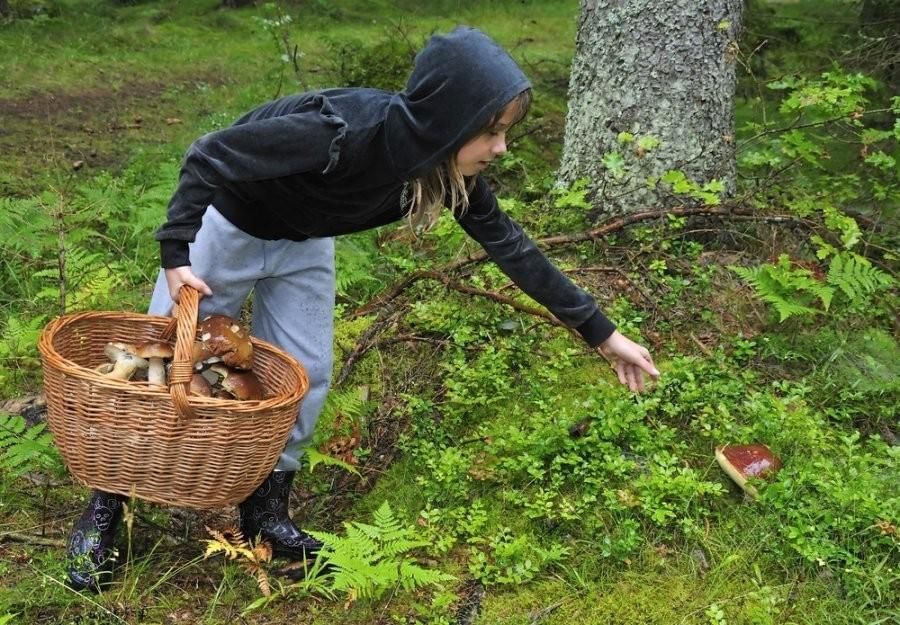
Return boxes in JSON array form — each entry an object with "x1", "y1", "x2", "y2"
[{"x1": 148, "y1": 206, "x2": 335, "y2": 471}]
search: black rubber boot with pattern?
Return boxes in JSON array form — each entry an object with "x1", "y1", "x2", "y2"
[
  {"x1": 66, "y1": 490, "x2": 125, "y2": 592},
  {"x1": 238, "y1": 470, "x2": 322, "y2": 561}
]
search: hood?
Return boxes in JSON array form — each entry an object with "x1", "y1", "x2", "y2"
[{"x1": 384, "y1": 27, "x2": 531, "y2": 180}]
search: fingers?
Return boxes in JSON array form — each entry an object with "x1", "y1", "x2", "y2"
[
  {"x1": 184, "y1": 274, "x2": 213, "y2": 297},
  {"x1": 636, "y1": 352, "x2": 660, "y2": 379},
  {"x1": 599, "y1": 332, "x2": 660, "y2": 392},
  {"x1": 625, "y1": 363, "x2": 645, "y2": 393},
  {"x1": 164, "y1": 267, "x2": 213, "y2": 303},
  {"x1": 615, "y1": 361, "x2": 628, "y2": 387},
  {"x1": 613, "y1": 354, "x2": 654, "y2": 392}
]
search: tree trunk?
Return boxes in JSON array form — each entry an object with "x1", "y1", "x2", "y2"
[
  {"x1": 0, "y1": 0, "x2": 10, "y2": 18},
  {"x1": 558, "y1": 0, "x2": 743, "y2": 215}
]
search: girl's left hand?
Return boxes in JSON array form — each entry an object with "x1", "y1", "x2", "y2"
[{"x1": 597, "y1": 330, "x2": 660, "y2": 393}]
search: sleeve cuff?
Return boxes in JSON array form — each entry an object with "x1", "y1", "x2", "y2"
[
  {"x1": 575, "y1": 310, "x2": 617, "y2": 347},
  {"x1": 160, "y1": 240, "x2": 190, "y2": 269}
]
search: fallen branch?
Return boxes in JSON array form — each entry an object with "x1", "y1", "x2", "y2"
[
  {"x1": 335, "y1": 305, "x2": 400, "y2": 387},
  {"x1": 355, "y1": 206, "x2": 810, "y2": 317},
  {"x1": 0, "y1": 530, "x2": 66, "y2": 548},
  {"x1": 339, "y1": 274, "x2": 572, "y2": 385}
]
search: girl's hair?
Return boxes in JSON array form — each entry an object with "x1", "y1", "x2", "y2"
[{"x1": 406, "y1": 88, "x2": 532, "y2": 233}]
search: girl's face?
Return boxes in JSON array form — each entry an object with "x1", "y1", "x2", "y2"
[{"x1": 455, "y1": 101, "x2": 520, "y2": 176}]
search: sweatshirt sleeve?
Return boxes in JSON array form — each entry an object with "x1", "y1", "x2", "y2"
[
  {"x1": 455, "y1": 177, "x2": 616, "y2": 347},
  {"x1": 154, "y1": 97, "x2": 347, "y2": 268}
]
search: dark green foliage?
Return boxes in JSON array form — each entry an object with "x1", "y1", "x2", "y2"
[
  {"x1": 306, "y1": 501, "x2": 456, "y2": 600},
  {"x1": 0, "y1": 413, "x2": 63, "y2": 477},
  {"x1": 320, "y1": 28, "x2": 418, "y2": 91}
]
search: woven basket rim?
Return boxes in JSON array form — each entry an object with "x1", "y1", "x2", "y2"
[{"x1": 38, "y1": 309, "x2": 307, "y2": 411}]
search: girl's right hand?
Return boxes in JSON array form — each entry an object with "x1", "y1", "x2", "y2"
[{"x1": 164, "y1": 266, "x2": 213, "y2": 303}]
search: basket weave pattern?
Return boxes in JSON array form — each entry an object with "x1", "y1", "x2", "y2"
[{"x1": 38, "y1": 287, "x2": 308, "y2": 509}]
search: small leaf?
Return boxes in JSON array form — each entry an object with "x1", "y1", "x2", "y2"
[{"x1": 601, "y1": 151, "x2": 627, "y2": 179}]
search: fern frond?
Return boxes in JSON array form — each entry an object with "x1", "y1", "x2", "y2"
[
  {"x1": 241, "y1": 561, "x2": 272, "y2": 597},
  {"x1": 827, "y1": 252, "x2": 893, "y2": 302},
  {"x1": 203, "y1": 525, "x2": 256, "y2": 561},
  {"x1": 0, "y1": 413, "x2": 61, "y2": 477},
  {"x1": 305, "y1": 448, "x2": 360, "y2": 476},
  {"x1": 303, "y1": 502, "x2": 454, "y2": 601},
  {"x1": 730, "y1": 257, "x2": 830, "y2": 321},
  {"x1": 397, "y1": 561, "x2": 455, "y2": 590}
]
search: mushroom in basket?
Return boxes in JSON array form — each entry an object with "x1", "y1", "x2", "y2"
[
  {"x1": 203, "y1": 364, "x2": 265, "y2": 400},
  {"x1": 194, "y1": 315, "x2": 254, "y2": 370},
  {"x1": 95, "y1": 342, "x2": 149, "y2": 380}
]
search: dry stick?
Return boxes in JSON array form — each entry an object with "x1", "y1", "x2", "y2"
[
  {"x1": 0, "y1": 530, "x2": 66, "y2": 548},
  {"x1": 354, "y1": 206, "x2": 809, "y2": 319},
  {"x1": 334, "y1": 304, "x2": 400, "y2": 387},
  {"x1": 737, "y1": 107, "x2": 894, "y2": 151},
  {"x1": 690, "y1": 333, "x2": 715, "y2": 357},
  {"x1": 343, "y1": 208, "x2": 816, "y2": 381}
]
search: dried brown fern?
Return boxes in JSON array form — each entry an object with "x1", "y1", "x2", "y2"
[{"x1": 203, "y1": 524, "x2": 273, "y2": 596}]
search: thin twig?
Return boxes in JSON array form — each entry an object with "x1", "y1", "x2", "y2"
[
  {"x1": 1, "y1": 530, "x2": 66, "y2": 548},
  {"x1": 737, "y1": 107, "x2": 893, "y2": 151},
  {"x1": 355, "y1": 206, "x2": 807, "y2": 319}
]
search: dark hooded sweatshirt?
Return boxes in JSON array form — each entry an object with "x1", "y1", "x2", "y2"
[{"x1": 155, "y1": 27, "x2": 616, "y2": 346}]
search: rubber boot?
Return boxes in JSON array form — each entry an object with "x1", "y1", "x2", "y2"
[
  {"x1": 66, "y1": 490, "x2": 125, "y2": 592},
  {"x1": 238, "y1": 470, "x2": 322, "y2": 561}
]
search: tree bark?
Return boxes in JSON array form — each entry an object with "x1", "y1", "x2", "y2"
[
  {"x1": 0, "y1": 0, "x2": 10, "y2": 18},
  {"x1": 559, "y1": 0, "x2": 743, "y2": 215}
]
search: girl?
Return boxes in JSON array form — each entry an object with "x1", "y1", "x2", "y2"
[{"x1": 66, "y1": 26, "x2": 659, "y2": 592}]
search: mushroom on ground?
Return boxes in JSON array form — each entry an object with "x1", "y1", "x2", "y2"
[
  {"x1": 197, "y1": 315, "x2": 254, "y2": 370},
  {"x1": 134, "y1": 341, "x2": 174, "y2": 387},
  {"x1": 208, "y1": 364, "x2": 265, "y2": 400},
  {"x1": 715, "y1": 444, "x2": 782, "y2": 499},
  {"x1": 100, "y1": 342, "x2": 149, "y2": 381}
]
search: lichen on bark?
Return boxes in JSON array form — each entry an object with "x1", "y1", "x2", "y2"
[{"x1": 558, "y1": 0, "x2": 743, "y2": 215}]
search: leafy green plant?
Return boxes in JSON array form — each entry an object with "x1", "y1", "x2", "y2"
[
  {"x1": 0, "y1": 413, "x2": 63, "y2": 478},
  {"x1": 468, "y1": 526, "x2": 569, "y2": 586},
  {"x1": 253, "y1": 2, "x2": 306, "y2": 95},
  {"x1": 731, "y1": 252, "x2": 893, "y2": 321},
  {"x1": 320, "y1": 26, "x2": 417, "y2": 91},
  {"x1": 306, "y1": 501, "x2": 455, "y2": 602}
]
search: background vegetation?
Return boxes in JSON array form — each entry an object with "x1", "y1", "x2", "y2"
[{"x1": 0, "y1": 1, "x2": 896, "y2": 623}]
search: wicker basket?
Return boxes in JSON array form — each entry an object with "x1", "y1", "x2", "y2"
[{"x1": 37, "y1": 287, "x2": 308, "y2": 509}]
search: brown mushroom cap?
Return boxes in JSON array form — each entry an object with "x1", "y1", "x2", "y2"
[
  {"x1": 192, "y1": 341, "x2": 221, "y2": 369},
  {"x1": 715, "y1": 444, "x2": 782, "y2": 499},
  {"x1": 134, "y1": 341, "x2": 174, "y2": 360},
  {"x1": 197, "y1": 315, "x2": 253, "y2": 370},
  {"x1": 189, "y1": 373, "x2": 213, "y2": 397},
  {"x1": 134, "y1": 341, "x2": 174, "y2": 387},
  {"x1": 222, "y1": 370, "x2": 265, "y2": 400},
  {"x1": 207, "y1": 364, "x2": 265, "y2": 400}
]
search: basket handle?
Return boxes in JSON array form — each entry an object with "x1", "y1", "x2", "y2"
[{"x1": 160, "y1": 285, "x2": 201, "y2": 420}]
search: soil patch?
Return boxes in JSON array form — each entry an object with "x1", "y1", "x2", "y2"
[{"x1": 0, "y1": 76, "x2": 219, "y2": 195}]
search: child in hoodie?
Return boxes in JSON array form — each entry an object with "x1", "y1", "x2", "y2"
[{"x1": 65, "y1": 26, "x2": 659, "y2": 592}]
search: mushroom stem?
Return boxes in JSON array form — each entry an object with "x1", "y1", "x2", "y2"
[
  {"x1": 147, "y1": 357, "x2": 166, "y2": 387},
  {"x1": 104, "y1": 354, "x2": 147, "y2": 381}
]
